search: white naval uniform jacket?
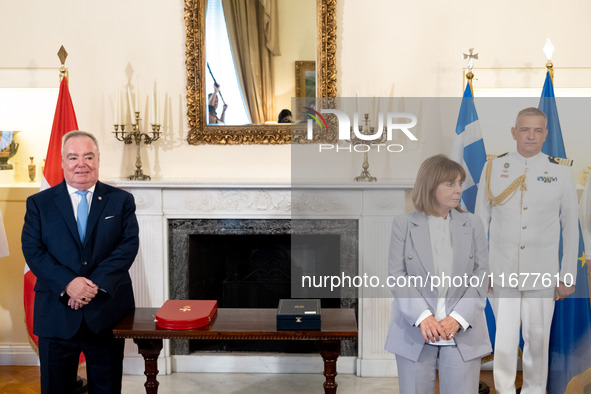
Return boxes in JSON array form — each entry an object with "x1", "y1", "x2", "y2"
[{"x1": 475, "y1": 151, "x2": 578, "y2": 290}]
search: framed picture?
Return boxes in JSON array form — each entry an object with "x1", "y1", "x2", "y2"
[{"x1": 295, "y1": 61, "x2": 315, "y2": 98}]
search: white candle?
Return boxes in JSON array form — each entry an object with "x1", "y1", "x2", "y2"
[
  {"x1": 356, "y1": 91, "x2": 363, "y2": 116},
  {"x1": 113, "y1": 91, "x2": 118, "y2": 125},
  {"x1": 119, "y1": 91, "x2": 124, "y2": 124},
  {"x1": 370, "y1": 96, "x2": 378, "y2": 120},
  {"x1": 116, "y1": 90, "x2": 121, "y2": 125},
  {"x1": 149, "y1": 94, "x2": 154, "y2": 125},
  {"x1": 154, "y1": 80, "x2": 158, "y2": 124},
  {"x1": 136, "y1": 76, "x2": 139, "y2": 113},
  {"x1": 157, "y1": 91, "x2": 161, "y2": 126},
  {"x1": 127, "y1": 86, "x2": 136, "y2": 125}
]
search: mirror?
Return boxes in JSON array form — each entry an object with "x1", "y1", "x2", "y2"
[{"x1": 185, "y1": 0, "x2": 337, "y2": 145}]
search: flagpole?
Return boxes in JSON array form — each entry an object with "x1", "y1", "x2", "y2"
[
  {"x1": 463, "y1": 48, "x2": 478, "y2": 96},
  {"x1": 538, "y1": 39, "x2": 591, "y2": 394},
  {"x1": 57, "y1": 45, "x2": 69, "y2": 84},
  {"x1": 58, "y1": 44, "x2": 89, "y2": 391},
  {"x1": 466, "y1": 69, "x2": 474, "y2": 97},
  {"x1": 543, "y1": 38, "x2": 555, "y2": 82},
  {"x1": 546, "y1": 60, "x2": 554, "y2": 82},
  {"x1": 36, "y1": 45, "x2": 88, "y2": 391},
  {"x1": 453, "y1": 48, "x2": 494, "y2": 392}
]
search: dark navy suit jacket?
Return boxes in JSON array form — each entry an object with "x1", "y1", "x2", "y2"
[{"x1": 22, "y1": 180, "x2": 139, "y2": 339}]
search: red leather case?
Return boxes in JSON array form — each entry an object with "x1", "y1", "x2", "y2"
[{"x1": 155, "y1": 300, "x2": 218, "y2": 330}]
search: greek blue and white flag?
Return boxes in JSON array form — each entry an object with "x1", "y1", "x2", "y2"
[
  {"x1": 450, "y1": 84, "x2": 495, "y2": 349},
  {"x1": 450, "y1": 84, "x2": 486, "y2": 213}
]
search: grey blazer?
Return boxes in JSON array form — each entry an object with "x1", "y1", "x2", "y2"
[{"x1": 384, "y1": 209, "x2": 492, "y2": 362}]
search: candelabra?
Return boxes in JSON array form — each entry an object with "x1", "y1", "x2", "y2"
[
  {"x1": 348, "y1": 114, "x2": 387, "y2": 182},
  {"x1": 113, "y1": 112, "x2": 160, "y2": 180}
]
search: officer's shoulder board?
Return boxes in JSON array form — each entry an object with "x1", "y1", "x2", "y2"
[
  {"x1": 487, "y1": 152, "x2": 508, "y2": 161},
  {"x1": 548, "y1": 156, "x2": 573, "y2": 166}
]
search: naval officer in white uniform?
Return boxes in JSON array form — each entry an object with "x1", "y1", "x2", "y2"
[{"x1": 475, "y1": 107, "x2": 578, "y2": 394}]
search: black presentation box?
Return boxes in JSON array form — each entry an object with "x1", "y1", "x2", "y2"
[{"x1": 276, "y1": 299, "x2": 321, "y2": 331}]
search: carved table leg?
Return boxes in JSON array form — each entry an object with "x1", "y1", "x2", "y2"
[
  {"x1": 320, "y1": 340, "x2": 341, "y2": 394},
  {"x1": 134, "y1": 338, "x2": 164, "y2": 394}
]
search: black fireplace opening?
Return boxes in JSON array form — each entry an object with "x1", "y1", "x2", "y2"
[
  {"x1": 187, "y1": 233, "x2": 341, "y2": 353},
  {"x1": 189, "y1": 234, "x2": 342, "y2": 307}
]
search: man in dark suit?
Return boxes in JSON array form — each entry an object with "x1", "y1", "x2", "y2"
[{"x1": 22, "y1": 130, "x2": 139, "y2": 394}]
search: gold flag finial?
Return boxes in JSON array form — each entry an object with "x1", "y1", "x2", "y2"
[
  {"x1": 463, "y1": 48, "x2": 478, "y2": 95},
  {"x1": 57, "y1": 45, "x2": 69, "y2": 83},
  {"x1": 543, "y1": 39, "x2": 555, "y2": 81}
]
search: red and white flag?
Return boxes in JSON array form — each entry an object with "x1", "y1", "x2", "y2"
[{"x1": 24, "y1": 77, "x2": 78, "y2": 351}]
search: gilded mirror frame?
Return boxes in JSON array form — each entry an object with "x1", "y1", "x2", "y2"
[{"x1": 184, "y1": 0, "x2": 337, "y2": 145}]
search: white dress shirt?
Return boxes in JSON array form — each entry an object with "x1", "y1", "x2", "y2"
[
  {"x1": 66, "y1": 183, "x2": 95, "y2": 220},
  {"x1": 415, "y1": 213, "x2": 468, "y2": 345}
]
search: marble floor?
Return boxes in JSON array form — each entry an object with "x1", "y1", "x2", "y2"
[{"x1": 122, "y1": 373, "x2": 398, "y2": 394}]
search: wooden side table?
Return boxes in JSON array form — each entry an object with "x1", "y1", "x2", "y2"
[{"x1": 114, "y1": 308, "x2": 358, "y2": 394}]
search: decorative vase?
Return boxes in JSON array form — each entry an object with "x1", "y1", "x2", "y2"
[
  {"x1": 28, "y1": 157, "x2": 36, "y2": 182},
  {"x1": 0, "y1": 131, "x2": 20, "y2": 170}
]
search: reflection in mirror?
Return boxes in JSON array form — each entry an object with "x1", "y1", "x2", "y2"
[
  {"x1": 295, "y1": 61, "x2": 316, "y2": 99},
  {"x1": 185, "y1": 0, "x2": 337, "y2": 144},
  {"x1": 272, "y1": 0, "x2": 315, "y2": 123},
  {"x1": 205, "y1": 0, "x2": 251, "y2": 125},
  {"x1": 293, "y1": 60, "x2": 316, "y2": 123},
  {"x1": 205, "y1": 0, "x2": 314, "y2": 126}
]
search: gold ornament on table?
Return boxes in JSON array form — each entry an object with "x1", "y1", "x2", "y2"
[
  {"x1": 113, "y1": 82, "x2": 161, "y2": 181},
  {"x1": 28, "y1": 157, "x2": 36, "y2": 182}
]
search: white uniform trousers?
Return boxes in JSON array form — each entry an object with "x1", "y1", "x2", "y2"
[{"x1": 490, "y1": 288, "x2": 555, "y2": 394}]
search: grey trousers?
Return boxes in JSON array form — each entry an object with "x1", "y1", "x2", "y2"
[{"x1": 396, "y1": 344, "x2": 481, "y2": 394}]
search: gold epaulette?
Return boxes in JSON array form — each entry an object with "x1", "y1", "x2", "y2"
[
  {"x1": 486, "y1": 152, "x2": 508, "y2": 161},
  {"x1": 548, "y1": 156, "x2": 573, "y2": 166}
]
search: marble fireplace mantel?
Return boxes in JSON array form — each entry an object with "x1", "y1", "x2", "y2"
[{"x1": 108, "y1": 179, "x2": 412, "y2": 377}]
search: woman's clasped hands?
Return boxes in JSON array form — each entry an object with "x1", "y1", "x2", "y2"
[{"x1": 419, "y1": 315, "x2": 460, "y2": 343}]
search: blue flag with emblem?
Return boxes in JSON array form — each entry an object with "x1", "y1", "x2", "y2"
[
  {"x1": 450, "y1": 83, "x2": 496, "y2": 348},
  {"x1": 539, "y1": 71, "x2": 591, "y2": 394}
]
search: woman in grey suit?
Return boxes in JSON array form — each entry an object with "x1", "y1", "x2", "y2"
[{"x1": 385, "y1": 154, "x2": 491, "y2": 393}]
